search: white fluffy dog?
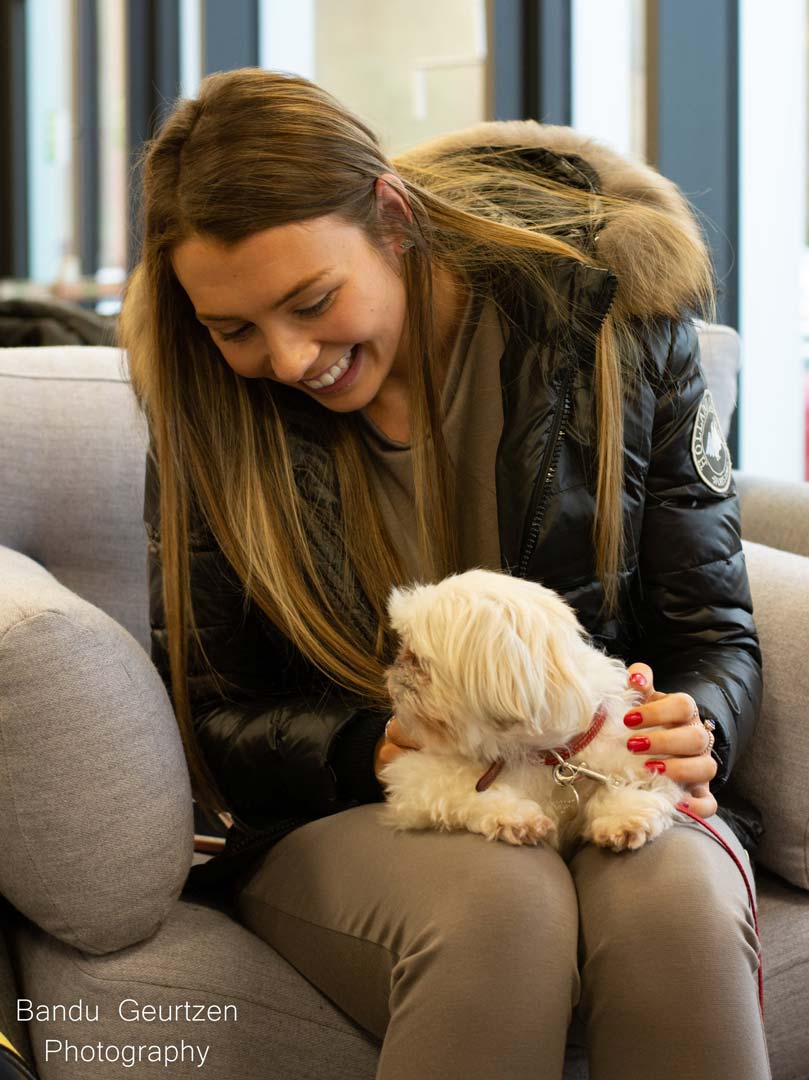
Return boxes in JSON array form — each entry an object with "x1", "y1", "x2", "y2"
[{"x1": 379, "y1": 569, "x2": 687, "y2": 853}]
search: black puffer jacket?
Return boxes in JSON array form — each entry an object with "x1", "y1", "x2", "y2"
[{"x1": 145, "y1": 123, "x2": 763, "y2": 894}]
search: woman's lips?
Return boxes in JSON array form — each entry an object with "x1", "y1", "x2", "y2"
[{"x1": 304, "y1": 345, "x2": 363, "y2": 395}]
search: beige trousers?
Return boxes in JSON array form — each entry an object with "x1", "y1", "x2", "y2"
[{"x1": 234, "y1": 803, "x2": 770, "y2": 1080}]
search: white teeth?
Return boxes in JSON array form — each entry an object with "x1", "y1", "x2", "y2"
[{"x1": 303, "y1": 347, "x2": 355, "y2": 389}]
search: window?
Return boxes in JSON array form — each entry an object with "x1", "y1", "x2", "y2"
[
  {"x1": 18, "y1": 0, "x2": 490, "y2": 303},
  {"x1": 572, "y1": 0, "x2": 646, "y2": 160},
  {"x1": 26, "y1": 0, "x2": 75, "y2": 284},
  {"x1": 739, "y1": 0, "x2": 806, "y2": 480},
  {"x1": 259, "y1": 0, "x2": 489, "y2": 156}
]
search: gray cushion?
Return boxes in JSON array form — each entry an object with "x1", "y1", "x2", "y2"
[
  {"x1": 0, "y1": 346, "x2": 151, "y2": 654},
  {"x1": 735, "y1": 473, "x2": 809, "y2": 560},
  {"x1": 8, "y1": 896, "x2": 382, "y2": 1080},
  {"x1": 727, "y1": 541, "x2": 809, "y2": 889},
  {"x1": 755, "y1": 869, "x2": 809, "y2": 1080},
  {"x1": 0, "y1": 546, "x2": 193, "y2": 953},
  {"x1": 0, "y1": 905, "x2": 35, "y2": 1070}
]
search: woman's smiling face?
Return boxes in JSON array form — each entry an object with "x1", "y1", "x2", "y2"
[{"x1": 171, "y1": 198, "x2": 413, "y2": 416}]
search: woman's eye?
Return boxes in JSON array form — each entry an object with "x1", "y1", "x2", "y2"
[
  {"x1": 220, "y1": 324, "x2": 252, "y2": 342},
  {"x1": 217, "y1": 290, "x2": 335, "y2": 342},
  {"x1": 296, "y1": 291, "x2": 335, "y2": 318}
]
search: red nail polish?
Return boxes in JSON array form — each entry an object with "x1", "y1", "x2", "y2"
[
  {"x1": 629, "y1": 673, "x2": 647, "y2": 687},
  {"x1": 644, "y1": 760, "x2": 666, "y2": 774},
  {"x1": 627, "y1": 736, "x2": 651, "y2": 752},
  {"x1": 623, "y1": 712, "x2": 643, "y2": 727},
  {"x1": 676, "y1": 800, "x2": 690, "y2": 811}
]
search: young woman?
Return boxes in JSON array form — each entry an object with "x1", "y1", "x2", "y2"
[{"x1": 120, "y1": 68, "x2": 770, "y2": 1080}]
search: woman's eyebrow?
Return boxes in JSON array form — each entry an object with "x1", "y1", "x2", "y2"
[{"x1": 196, "y1": 268, "x2": 335, "y2": 322}]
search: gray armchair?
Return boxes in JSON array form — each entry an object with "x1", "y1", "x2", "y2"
[{"x1": 1, "y1": 329, "x2": 807, "y2": 1080}]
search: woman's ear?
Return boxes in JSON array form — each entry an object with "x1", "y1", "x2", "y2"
[{"x1": 374, "y1": 173, "x2": 414, "y2": 247}]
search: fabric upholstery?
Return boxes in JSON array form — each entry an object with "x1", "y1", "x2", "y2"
[
  {"x1": 0, "y1": 346, "x2": 151, "y2": 655},
  {"x1": 735, "y1": 473, "x2": 809, "y2": 559},
  {"x1": 755, "y1": 869, "x2": 809, "y2": 1080},
  {"x1": 724, "y1": 541, "x2": 809, "y2": 890},
  {"x1": 0, "y1": 545, "x2": 193, "y2": 953},
  {"x1": 7, "y1": 896, "x2": 382, "y2": 1080},
  {"x1": 0, "y1": 902, "x2": 35, "y2": 1071}
]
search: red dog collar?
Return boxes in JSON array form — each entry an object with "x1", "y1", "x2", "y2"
[{"x1": 475, "y1": 705, "x2": 608, "y2": 792}]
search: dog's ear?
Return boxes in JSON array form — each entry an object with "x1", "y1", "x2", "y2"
[
  {"x1": 535, "y1": 610, "x2": 599, "y2": 728},
  {"x1": 462, "y1": 593, "x2": 598, "y2": 737},
  {"x1": 387, "y1": 582, "x2": 422, "y2": 635},
  {"x1": 456, "y1": 599, "x2": 548, "y2": 733}
]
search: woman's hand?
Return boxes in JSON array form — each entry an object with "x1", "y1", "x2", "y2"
[
  {"x1": 623, "y1": 662, "x2": 718, "y2": 818},
  {"x1": 374, "y1": 715, "x2": 421, "y2": 787}
]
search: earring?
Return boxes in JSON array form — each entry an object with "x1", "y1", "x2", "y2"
[{"x1": 399, "y1": 239, "x2": 414, "y2": 251}]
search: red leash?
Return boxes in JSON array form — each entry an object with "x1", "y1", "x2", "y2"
[{"x1": 675, "y1": 801, "x2": 764, "y2": 1019}]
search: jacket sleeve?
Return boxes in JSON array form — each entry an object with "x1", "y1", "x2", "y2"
[
  {"x1": 628, "y1": 317, "x2": 763, "y2": 792},
  {"x1": 144, "y1": 443, "x2": 389, "y2": 829}
]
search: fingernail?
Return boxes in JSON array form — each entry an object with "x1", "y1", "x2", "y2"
[
  {"x1": 629, "y1": 673, "x2": 647, "y2": 687},
  {"x1": 676, "y1": 800, "x2": 690, "y2": 811},
  {"x1": 644, "y1": 760, "x2": 666, "y2": 774},
  {"x1": 623, "y1": 712, "x2": 643, "y2": 727},
  {"x1": 627, "y1": 736, "x2": 651, "y2": 752}
]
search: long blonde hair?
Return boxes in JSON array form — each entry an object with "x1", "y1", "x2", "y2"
[{"x1": 120, "y1": 68, "x2": 715, "y2": 829}]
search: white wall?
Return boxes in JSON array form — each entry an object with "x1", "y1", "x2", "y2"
[
  {"x1": 572, "y1": 0, "x2": 644, "y2": 160},
  {"x1": 259, "y1": 0, "x2": 316, "y2": 79},
  {"x1": 180, "y1": 0, "x2": 202, "y2": 98},
  {"x1": 739, "y1": 0, "x2": 806, "y2": 478}
]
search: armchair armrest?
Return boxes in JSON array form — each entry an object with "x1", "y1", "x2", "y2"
[
  {"x1": 734, "y1": 470, "x2": 809, "y2": 558},
  {"x1": 725, "y1": 538, "x2": 809, "y2": 889},
  {"x1": 0, "y1": 546, "x2": 193, "y2": 953}
]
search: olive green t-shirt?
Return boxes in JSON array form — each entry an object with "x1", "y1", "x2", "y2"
[{"x1": 357, "y1": 290, "x2": 507, "y2": 582}]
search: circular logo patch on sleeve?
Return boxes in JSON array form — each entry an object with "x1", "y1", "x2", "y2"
[{"x1": 691, "y1": 389, "x2": 732, "y2": 493}]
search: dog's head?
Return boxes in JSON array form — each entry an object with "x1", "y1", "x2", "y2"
[{"x1": 384, "y1": 569, "x2": 629, "y2": 761}]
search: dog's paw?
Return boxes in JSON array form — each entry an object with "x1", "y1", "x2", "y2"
[
  {"x1": 481, "y1": 803, "x2": 557, "y2": 847},
  {"x1": 583, "y1": 785, "x2": 679, "y2": 852},
  {"x1": 585, "y1": 809, "x2": 671, "y2": 852},
  {"x1": 587, "y1": 812, "x2": 669, "y2": 851}
]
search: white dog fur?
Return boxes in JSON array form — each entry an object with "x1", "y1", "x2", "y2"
[{"x1": 379, "y1": 569, "x2": 688, "y2": 854}]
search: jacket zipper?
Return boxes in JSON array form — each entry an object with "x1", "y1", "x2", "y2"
[
  {"x1": 515, "y1": 283, "x2": 618, "y2": 580},
  {"x1": 515, "y1": 367, "x2": 574, "y2": 579}
]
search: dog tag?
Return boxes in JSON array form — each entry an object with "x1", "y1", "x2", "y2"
[{"x1": 551, "y1": 782, "x2": 580, "y2": 822}]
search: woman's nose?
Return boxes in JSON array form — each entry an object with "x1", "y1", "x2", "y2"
[
  {"x1": 271, "y1": 361, "x2": 312, "y2": 385},
  {"x1": 263, "y1": 337, "x2": 319, "y2": 384}
]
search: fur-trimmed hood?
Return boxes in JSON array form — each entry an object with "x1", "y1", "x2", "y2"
[{"x1": 393, "y1": 120, "x2": 710, "y2": 320}]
